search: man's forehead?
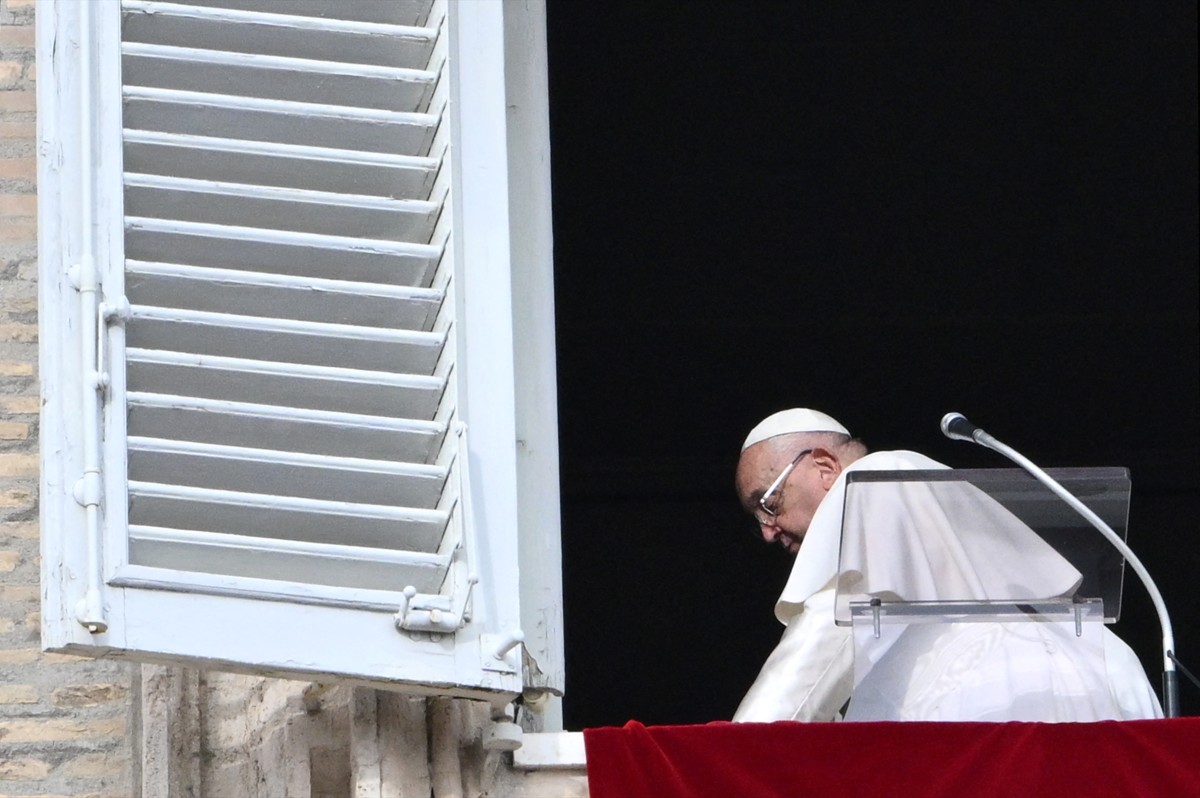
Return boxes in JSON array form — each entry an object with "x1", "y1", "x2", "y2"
[{"x1": 736, "y1": 443, "x2": 788, "y2": 492}]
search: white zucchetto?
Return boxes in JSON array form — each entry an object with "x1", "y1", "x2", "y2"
[{"x1": 741, "y1": 408, "x2": 850, "y2": 451}]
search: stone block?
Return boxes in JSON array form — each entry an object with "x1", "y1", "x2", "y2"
[
  {"x1": 0, "y1": 397, "x2": 37, "y2": 414},
  {"x1": 0, "y1": 451, "x2": 34, "y2": 475},
  {"x1": 0, "y1": 683, "x2": 37, "y2": 704},
  {"x1": 0, "y1": 715, "x2": 125, "y2": 744},
  {"x1": 0, "y1": 523, "x2": 36, "y2": 541},
  {"x1": 58, "y1": 752, "x2": 127, "y2": 782},
  {"x1": 0, "y1": 646, "x2": 38, "y2": 665},
  {"x1": 51, "y1": 683, "x2": 130, "y2": 708},
  {"x1": 0, "y1": 62, "x2": 21, "y2": 88},
  {"x1": 0, "y1": 756, "x2": 51, "y2": 780},
  {"x1": 0, "y1": 422, "x2": 29, "y2": 440},
  {"x1": 0, "y1": 158, "x2": 35, "y2": 182},
  {"x1": 0, "y1": 25, "x2": 34, "y2": 50}
]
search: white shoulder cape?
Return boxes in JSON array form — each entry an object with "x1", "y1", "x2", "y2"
[{"x1": 776, "y1": 450, "x2": 947, "y2": 623}]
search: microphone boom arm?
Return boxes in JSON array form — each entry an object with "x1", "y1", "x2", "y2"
[{"x1": 943, "y1": 415, "x2": 1179, "y2": 718}]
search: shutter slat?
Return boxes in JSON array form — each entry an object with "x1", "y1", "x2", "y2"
[
  {"x1": 127, "y1": 348, "x2": 445, "y2": 418},
  {"x1": 125, "y1": 261, "x2": 443, "y2": 330},
  {"x1": 127, "y1": 393, "x2": 445, "y2": 462},
  {"x1": 125, "y1": 218, "x2": 442, "y2": 286},
  {"x1": 145, "y1": 0, "x2": 436, "y2": 28},
  {"x1": 128, "y1": 437, "x2": 447, "y2": 507},
  {"x1": 126, "y1": 306, "x2": 444, "y2": 373},
  {"x1": 128, "y1": 482, "x2": 449, "y2": 552},
  {"x1": 122, "y1": 131, "x2": 439, "y2": 197},
  {"x1": 127, "y1": 318, "x2": 441, "y2": 373},
  {"x1": 129, "y1": 525, "x2": 449, "y2": 593},
  {"x1": 124, "y1": 174, "x2": 440, "y2": 241},
  {"x1": 121, "y1": 13, "x2": 439, "y2": 70},
  {"x1": 124, "y1": 88, "x2": 438, "y2": 154},
  {"x1": 122, "y1": 44, "x2": 437, "y2": 112},
  {"x1": 126, "y1": 216, "x2": 441, "y2": 256}
]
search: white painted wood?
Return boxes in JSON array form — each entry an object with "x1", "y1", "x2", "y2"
[
  {"x1": 125, "y1": 260, "x2": 444, "y2": 329},
  {"x1": 40, "y1": 0, "x2": 562, "y2": 701},
  {"x1": 86, "y1": 587, "x2": 523, "y2": 700},
  {"x1": 72, "y1": 0, "x2": 110, "y2": 634},
  {"x1": 504, "y1": 0, "x2": 567, "y2": 720},
  {"x1": 127, "y1": 0, "x2": 436, "y2": 30},
  {"x1": 449, "y1": 0, "x2": 524, "y2": 657},
  {"x1": 128, "y1": 436, "x2": 446, "y2": 481},
  {"x1": 111, "y1": 0, "x2": 471, "y2": 640},
  {"x1": 122, "y1": 131, "x2": 440, "y2": 197},
  {"x1": 126, "y1": 393, "x2": 446, "y2": 462},
  {"x1": 124, "y1": 86, "x2": 437, "y2": 154},
  {"x1": 124, "y1": 216, "x2": 442, "y2": 259},
  {"x1": 39, "y1": 0, "x2": 128, "y2": 650},
  {"x1": 37, "y1": 0, "x2": 86, "y2": 648},
  {"x1": 125, "y1": 348, "x2": 445, "y2": 416},
  {"x1": 122, "y1": 43, "x2": 437, "y2": 111},
  {"x1": 128, "y1": 525, "x2": 450, "y2": 592},
  {"x1": 126, "y1": 305, "x2": 445, "y2": 372},
  {"x1": 127, "y1": 525, "x2": 450, "y2": 566},
  {"x1": 124, "y1": 217, "x2": 443, "y2": 285},
  {"x1": 121, "y1": 170, "x2": 439, "y2": 214},
  {"x1": 126, "y1": 436, "x2": 447, "y2": 505},
  {"x1": 109, "y1": 563, "x2": 430, "y2": 612},
  {"x1": 122, "y1": 2, "x2": 437, "y2": 69},
  {"x1": 121, "y1": 41, "x2": 434, "y2": 79},
  {"x1": 123, "y1": 174, "x2": 440, "y2": 241},
  {"x1": 126, "y1": 481, "x2": 449, "y2": 551},
  {"x1": 126, "y1": 302, "x2": 441, "y2": 342}
]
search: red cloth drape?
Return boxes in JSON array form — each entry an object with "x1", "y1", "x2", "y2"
[{"x1": 583, "y1": 719, "x2": 1200, "y2": 798}]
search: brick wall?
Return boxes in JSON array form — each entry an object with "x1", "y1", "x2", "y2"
[{"x1": 1, "y1": 2, "x2": 136, "y2": 795}]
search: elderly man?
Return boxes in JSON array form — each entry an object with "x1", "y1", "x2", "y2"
[{"x1": 732, "y1": 408, "x2": 1162, "y2": 722}]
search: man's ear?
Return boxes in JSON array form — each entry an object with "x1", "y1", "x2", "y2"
[{"x1": 809, "y1": 447, "x2": 842, "y2": 489}]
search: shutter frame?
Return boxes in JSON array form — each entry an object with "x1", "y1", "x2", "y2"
[{"x1": 39, "y1": 0, "x2": 563, "y2": 703}]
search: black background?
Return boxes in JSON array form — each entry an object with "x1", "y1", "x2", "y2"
[{"x1": 545, "y1": 2, "x2": 1198, "y2": 728}]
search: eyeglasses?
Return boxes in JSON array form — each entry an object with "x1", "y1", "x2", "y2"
[{"x1": 754, "y1": 448, "x2": 814, "y2": 526}]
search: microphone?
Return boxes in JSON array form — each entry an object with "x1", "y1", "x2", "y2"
[
  {"x1": 940, "y1": 412, "x2": 988, "y2": 444},
  {"x1": 939, "y1": 411, "x2": 1180, "y2": 717}
]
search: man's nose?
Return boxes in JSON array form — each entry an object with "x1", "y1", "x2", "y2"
[{"x1": 758, "y1": 520, "x2": 780, "y2": 544}]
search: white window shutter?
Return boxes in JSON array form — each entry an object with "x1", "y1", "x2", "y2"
[{"x1": 38, "y1": 0, "x2": 562, "y2": 703}]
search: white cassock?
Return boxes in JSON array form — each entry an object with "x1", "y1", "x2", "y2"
[{"x1": 733, "y1": 450, "x2": 1163, "y2": 723}]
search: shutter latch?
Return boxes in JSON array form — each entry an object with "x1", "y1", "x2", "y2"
[{"x1": 394, "y1": 574, "x2": 478, "y2": 635}]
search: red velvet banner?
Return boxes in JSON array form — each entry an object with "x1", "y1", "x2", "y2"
[{"x1": 583, "y1": 719, "x2": 1200, "y2": 798}]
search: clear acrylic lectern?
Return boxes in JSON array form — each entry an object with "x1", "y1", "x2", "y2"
[{"x1": 835, "y1": 467, "x2": 1131, "y2": 721}]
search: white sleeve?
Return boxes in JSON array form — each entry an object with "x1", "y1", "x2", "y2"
[{"x1": 732, "y1": 588, "x2": 853, "y2": 723}]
